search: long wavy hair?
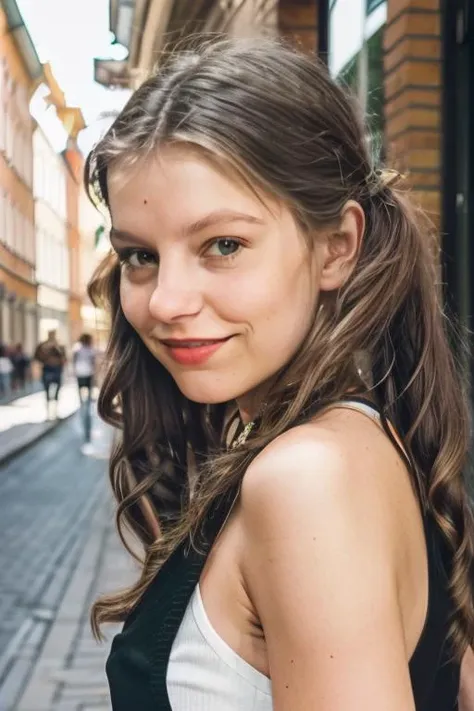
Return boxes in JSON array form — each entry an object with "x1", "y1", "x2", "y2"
[{"x1": 85, "y1": 37, "x2": 474, "y2": 658}]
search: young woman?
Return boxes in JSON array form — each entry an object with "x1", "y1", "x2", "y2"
[{"x1": 86, "y1": 38, "x2": 474, "y2": 710}]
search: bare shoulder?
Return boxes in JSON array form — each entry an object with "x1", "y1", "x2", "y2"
[{"x1": 241, "y1": 406, "x2": 407, "y2": 532}]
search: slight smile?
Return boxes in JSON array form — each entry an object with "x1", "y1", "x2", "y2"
[{"x1": 160, "y1": 337, "x2": 233, "y2": 366}]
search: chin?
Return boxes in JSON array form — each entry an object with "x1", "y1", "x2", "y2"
[{"x1": 172, "y1": 373, "x2": 246, "y2": 406}]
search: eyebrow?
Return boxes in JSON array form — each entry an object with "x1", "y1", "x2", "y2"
[
  {"x1": 109, "y1": 210, "x2": 265, "y2": 246},
  {"x1": 109, "y1": 228, "x2": 149, "y2": 246},
  {"x1": 182, "y1": 210, "x2": 265, "y2": 236}
]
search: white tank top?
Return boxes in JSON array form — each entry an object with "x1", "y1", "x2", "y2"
[
  {"x1": 167, "y1": 584, "x2": 272, "y2": 709},
  {"x1": 166, "y1": 399, "x2": 381, "y2": 709}
]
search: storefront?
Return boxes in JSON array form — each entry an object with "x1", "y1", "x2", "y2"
[
  {"x1": 441, "y1": 0, "x2": 473, "y2": 367},
  {"x1": 324, "y1": 0, "x2": 474, "y2": 374}
]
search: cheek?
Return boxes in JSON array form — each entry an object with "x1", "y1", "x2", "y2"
[
  {"x1": 242, "y1": 259, "x2": 317, "y2": 349},
  {"x1": 120, "y1": 280, "x2": 152, "y2": 331}
]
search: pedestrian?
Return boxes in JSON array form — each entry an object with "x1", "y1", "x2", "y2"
[
  {"x1": 10, "y1": 343, "x2": 30, "y2": 392},
  {"x1": 85, "y1": 38, "x2": 474, "y2": 710},
  {"x1": 34, "y1": 330, "x2": 66, "y2": 418},
  {"x1": 72, "y1": 333, "x2": 96, "y2": 453},
  {"x1": 0, "y1": 343, "x2": 13, "y2": 399}
]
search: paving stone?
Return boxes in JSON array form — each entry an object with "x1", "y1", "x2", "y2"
[{"x1": 0, "y1": 414, "x2": 132, "y2": 711}]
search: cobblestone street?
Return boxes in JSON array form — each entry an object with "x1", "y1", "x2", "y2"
[{"x1": 0, "y1": 400, "x2": 136, "y2": 711}]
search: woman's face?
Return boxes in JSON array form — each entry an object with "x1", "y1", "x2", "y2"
[{"x1": 108, "y1": 146, "x2": 325, "y2": 413}]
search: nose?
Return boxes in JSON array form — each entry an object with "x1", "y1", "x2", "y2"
[{"x1": 148, "y1": 261, "x2": 203, "y2": 323}]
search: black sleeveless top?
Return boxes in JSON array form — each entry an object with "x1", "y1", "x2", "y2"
[{"x1": 106, "y1": 402, "x2": 460, "y2": 710}]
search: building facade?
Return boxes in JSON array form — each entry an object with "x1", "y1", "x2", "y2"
[
  {"x1": 79, "y1": 188, "x2": 108, "y2": 350},
  {"x1": 33, "y1": 125, "x2": 70, "y2": 347},
  {"x1": 63, "y1": 140, "x2": 85, "y2": 346},
  {"x1": 95, "y1": 0, "x2": 319, "y2": 88},
  {"x1": 0, "y1": 0, "x2": 41, "y2": 355},
  {"x1": 328, "y1": 0, "x2": 473, "y2": 365}
]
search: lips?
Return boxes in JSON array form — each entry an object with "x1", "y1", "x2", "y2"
[
  {"x1": 161, "y1": 339, "x2": 228, "y2": 348},
  {"x1": 160, "y1": 337, "x2": 232, "y2": 366}
]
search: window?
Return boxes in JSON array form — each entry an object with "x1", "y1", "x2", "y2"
[
  {"x1": 0, "y1": 191, "x2": 5, "y2": 245},
  {"x1": 0, "y1": 64, "x2": 4, "y2": 152},
  {"x1": 20, "y1": 212, "x2": 27, "y2": 260},
  {"x1": 36, "y1": 228, "x2": 46, "y2": 283},
  {"x1": 16, "y1": 85, "x2": 29, "y2": 123},
  {"x1": 13, "y1": 122, "x2": 21, "y2": 176},
  {"x1": 13, "y1": 206, "x2": 21, "y2": 255},
  {"x1": 0, "y1": 105, "x2": 4, "y2": 152},
  {"x1": 5, "y1": 200, "x2": 13, "y2": 249},
  {"x1": 27, "y1": 218, "x2": 35, "y2": 264},
  {"x1": 25, "y1": 138, "x2": 33, "y2": 188},
  {"x1": 5, "y1": 112, "x2": 13, "y2": 162},
  {"x1": 329, "y1": 0, "x2": 387, "y2": 163},
  {"x1": 63, "y1": 244, "x2": 70, "y2": 291}
]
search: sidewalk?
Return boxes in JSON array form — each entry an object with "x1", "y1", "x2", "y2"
[
  {"x1": 0, "y1": 407, "x2": 137, "y2": 711},
  {"x1": 0, "y1": 381, "x2": 81, "y2": 464},
  {"x1": 13, "y1": 497, "x2": 137, "y2": 711},
  {"x1": 0, "y1": 381, "x2": 43, "y2": 407}
]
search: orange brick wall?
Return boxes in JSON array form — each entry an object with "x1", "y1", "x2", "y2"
[
  {"x1": 384, "y1": 0, "x2": 441, "y2": 223},
  {"x1": 278, "y1": 0, "x2": 318, "y2": 52}
]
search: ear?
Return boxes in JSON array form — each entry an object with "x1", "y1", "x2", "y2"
[{"x1": 319, "y1": 200, "x2": 365, "y2": 292}]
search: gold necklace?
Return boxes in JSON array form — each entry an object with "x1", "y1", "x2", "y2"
[{"x1": 231, "y1": 419, "x2": 256, "y2": 450}]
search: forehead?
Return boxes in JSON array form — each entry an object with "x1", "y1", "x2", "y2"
[{"x1": 107, "y1": 145, "x2": 280, "y2": 230}]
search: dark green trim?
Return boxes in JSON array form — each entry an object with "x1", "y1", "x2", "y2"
[
  {"x1": 2, "y1": 0, "x2": 42, "y2": 80},
  {"x1": 366, "y1": 0, "x2": 385, "y2": 14}
]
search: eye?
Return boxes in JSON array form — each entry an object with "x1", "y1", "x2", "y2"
[
  {"x1": 119, "y1": 248, "x2": 157, "y2": 268},
  {"x1": 205, "y1": 238, "x2": 242, "y2": 258}
]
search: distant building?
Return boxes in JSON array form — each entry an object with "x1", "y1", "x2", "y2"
[
  {"x1": 32, "y1": 123, "x2": 70, "y2": 346},
  {"x1": 0, "y1": 0, "x2": 42, "y2": 354},
  {"x1": 63, "y1": 140, "x2": 86, "y2": 347},
  {"x1": 30, "y1": 61, "x2": 92, "y2": 350},
  {"x1": 94, "y1": 0, "x2": 318, "y2": 89},
  {"x1": 79, "y1": 185, "x2": 108, "y2": 350}
]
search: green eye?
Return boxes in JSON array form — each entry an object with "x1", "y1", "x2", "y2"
[{"x1": 207, "y1": 239, "x2": 241, "y2": 257}]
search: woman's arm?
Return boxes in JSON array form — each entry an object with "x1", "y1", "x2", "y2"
[
  {"x1": 460, "y1": 646, "x2": 474, "y2": 710},
  {"x1": 240, "y1": 419, "x2": 417, "y2": 711}
]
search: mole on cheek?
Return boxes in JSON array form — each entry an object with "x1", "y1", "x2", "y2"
[{"x1": 143, "y1": 198, "x2": 148, "y2": 205}]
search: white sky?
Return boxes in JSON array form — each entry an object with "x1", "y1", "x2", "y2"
[{"x1": 17, "y1": 0, "x2": 130, "y2": 153}]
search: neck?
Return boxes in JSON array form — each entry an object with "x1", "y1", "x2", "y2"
[{"x1": 236, "y1": 378, "x2": 273, "y2": 424}]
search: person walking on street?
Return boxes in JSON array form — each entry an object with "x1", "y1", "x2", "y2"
[
  {"x1": 0, "y1": 343, "x2": 13, "y2": 399},
  {"x1": 72, "y1": 333, "x2": 97, "y2": 453},
  {"x1": 86, "y1": 38, "x2": 474, "y2": 711},
  {"x1": 10, "y1": 343, "x2": 30, "y2": 392},
  {"x1": 34, "y1": 330, "x2": 66, "y2": 419}
]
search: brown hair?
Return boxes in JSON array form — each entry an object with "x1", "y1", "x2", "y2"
[
  {"x1": 85, "y1": 37, "x2": 474, "y2": 657},
  {"x1": 79, "y1": 333, "x2": 93, "y2": 347}
]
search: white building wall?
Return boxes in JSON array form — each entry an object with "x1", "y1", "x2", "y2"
[
  {"x1": 33, "y1": 126, "x2": 70, "y2": 346},
  {"x1": 79, "y1": 188, "x2": 109, "y2": 348}
]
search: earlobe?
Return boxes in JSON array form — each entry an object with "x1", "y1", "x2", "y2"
[{"x1": 319, "y1": 200, "x2": 365, "y2": 292}]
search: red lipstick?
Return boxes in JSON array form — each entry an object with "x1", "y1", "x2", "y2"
[{"x1": 161, "y1": 337, "x2": 231, "y2": 366}]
